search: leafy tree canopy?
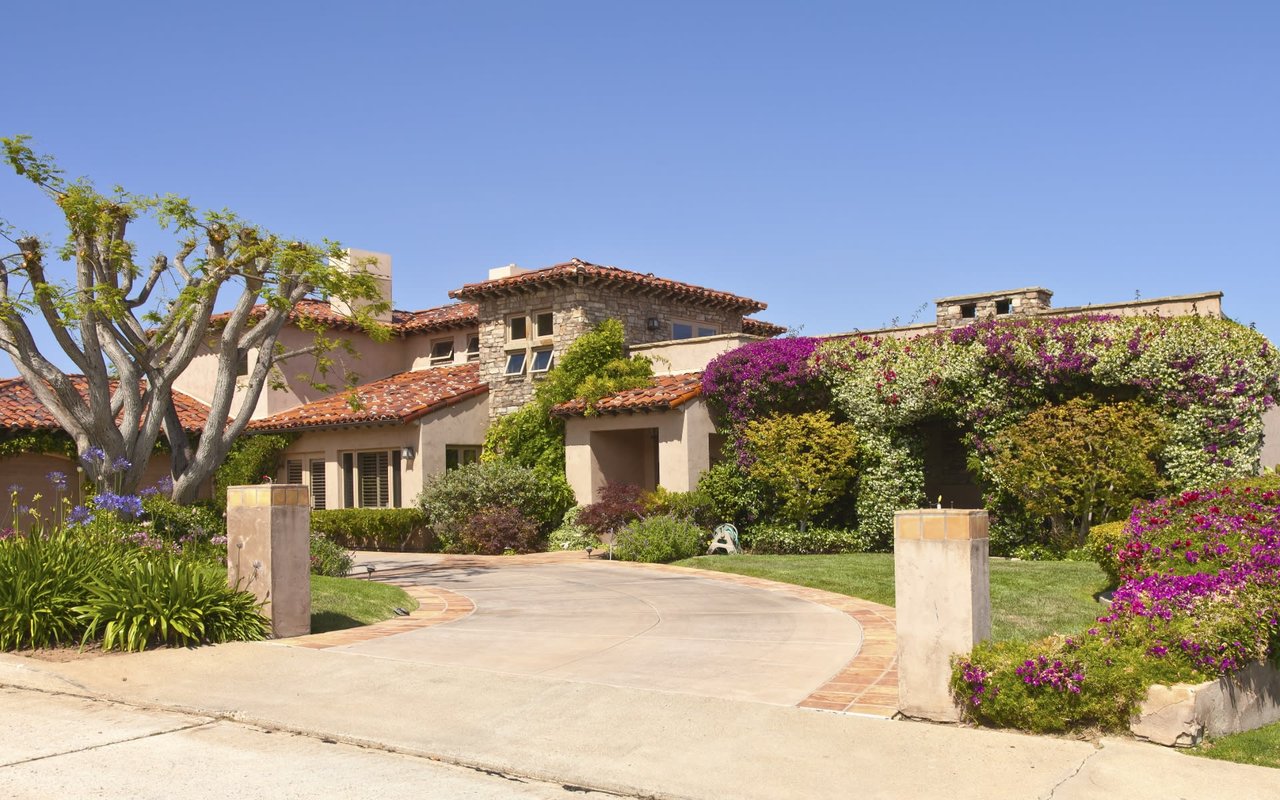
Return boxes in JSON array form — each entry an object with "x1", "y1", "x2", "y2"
[{"x1": 0, "y1": 136, "x2": 388, "y2": 500}]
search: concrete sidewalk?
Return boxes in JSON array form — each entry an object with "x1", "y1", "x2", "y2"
[
  {"x1": 0, "y1": 686, "x2": 619, "y2": 799},
  {"x1": 1, "y1": 643, "x2": 1271, "y2": 800}
]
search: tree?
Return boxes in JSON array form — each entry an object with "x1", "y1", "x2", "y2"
[
  {"x1": 986, "y1": 397, "x2": 1168, "y2": 548},
  {"x1": 483, "y1": 318, "x2": 653, "y2": 473},
  {"x1": 742, "y1": 411, "x2": 860, "y2": 528},
  {"x1": 0, "y1": 136, "x2": 387, "y2": 501}
]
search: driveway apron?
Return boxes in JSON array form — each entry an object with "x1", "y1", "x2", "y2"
[{"x1": 322, "y1": 554, "x2": 863, "y2": 706}]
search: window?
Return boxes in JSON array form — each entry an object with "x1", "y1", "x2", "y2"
[
  {"x1": 284, "y1": 456, "x2": 325, "y2": 509},
  {"x1": 960, "y1": 303, "x2": 977, "y2": 319},
  {"x1": 342, "y1": 450, "x2": 402, "y2": 508},
  {"x1": 507, "y1": 315, "x2": 527, "y2": 341},
  {"x1": 534, "y1": 310, "x2": 554, "y2": 338},
  {"x1": 430, "y1": 338, "x2": 454, "y2": 365},
  {"x1": 445, "y1": 445, "x2": 481, "y2": 470},
  {"x1": 357, "y1": 451, "x2": 389, "y2": 508},
  {"x1": 466, "y1": 334, "x2": 480, "y2": 362},
  {"x1": 530, "y1": 347, "x2": 554, "y2": 374},
  {"x1": 309, "y1": 460, "x2": 326, "y2": 510},
  {"x1": 671, "y1": 322, "x2": 718, "y2": 340},
  {"x1": 235, "y1": 348, "x2": 249, "y2": 377},
  {"x1": 505, "y1": 351, "x2": 527, "y2": 376},
  {"x1": 995, "y1": 298, "x2": 1012, "y2": 315}
]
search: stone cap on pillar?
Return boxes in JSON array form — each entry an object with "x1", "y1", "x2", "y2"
[
  {"x1": 227, "y1": 484, "x2": 310, "y2": 508},
  {"x1": 894, "y1": 509, "x2": 989, "y2": 541}
]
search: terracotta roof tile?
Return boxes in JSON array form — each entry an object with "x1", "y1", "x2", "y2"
[
  {"x1": 209, "y1": 300, "x2": 478, "y2": 336},
  {"x1": 247, "y1": 363, "x2": 487, "y2": 433},
  {"x1": 742, "y1": 317, "x2": 786, "y2": 337},
  {"x1": 0, "y1": 376, "x2": 212, "y2": 433},
  {"x1": 551, "y1": 372, "x2": 704, "y2": 417},
  {"x1": 450, "y1": 259, "x2": 767, "y2": 313}
]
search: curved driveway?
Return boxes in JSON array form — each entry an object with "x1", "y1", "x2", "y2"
[{"x1": 338, "y1": 553, "x2": 863, "y2": 706}]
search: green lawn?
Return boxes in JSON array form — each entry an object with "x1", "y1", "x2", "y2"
[
  {"x1": 1189, "y1": 723, "x2": 1280, "y2": 769},
  {"x1": 673, "y1": 553, "x2": 1110, "y2": 642},
  {"x1": 310, "y1": 576, "x2": 419, "y2": 633}
]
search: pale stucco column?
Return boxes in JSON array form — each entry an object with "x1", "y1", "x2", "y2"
[
  {"x1": 894, "y1": 509, "x2": 991, "y2": 721},
  {"x1": 227, "y1": 484, "x2": 312, "y2": 638}
]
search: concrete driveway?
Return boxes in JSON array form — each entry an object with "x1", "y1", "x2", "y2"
[{"x1": 333, "y1": 553, "x2": 862, "y2": 706}]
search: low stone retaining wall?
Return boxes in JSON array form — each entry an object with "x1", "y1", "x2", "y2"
[{"x1": 1131, "y1": 661, "x2": 1280, "y2": 746}]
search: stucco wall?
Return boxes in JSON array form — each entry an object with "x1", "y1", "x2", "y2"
[
  {"x1": 630, "y1": 334, "x2": 764, "y2": 376},
  {"x1": 406, "y1": 327, "x2": 481, "y2": 371},
  {"x1": 563, "y1": 399, "x2": 717, "y2": 505},
  {"x1": 174, "y1": 326, "x2": 420, "y2": 421},
  {"x1": 276, "y1": 393, "x2": 489, "y2": 508},
  {"x1": 1263, "y1": 406, "x2": 1280, "y2": 471}
]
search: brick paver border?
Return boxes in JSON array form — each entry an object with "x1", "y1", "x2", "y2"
[{"x1": 282, "y1": 583, "x2": 475, "y2": 650}]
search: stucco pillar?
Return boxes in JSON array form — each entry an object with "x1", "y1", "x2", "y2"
[
  {"x1": 894, "y1": 509, "x2": 991, "y2": 721},
  {"x1": 227, "y1": 484, "x2": 312, "y2": 638}
]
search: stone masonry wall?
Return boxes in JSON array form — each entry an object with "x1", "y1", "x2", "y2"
[
  {"x1": 476, "y1": 282, "x2": 746, "y2": 416},
  {"x1": 935, "y1": 288, "x2": 1053, "y2": 329}
]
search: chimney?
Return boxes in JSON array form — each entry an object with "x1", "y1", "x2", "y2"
[
  {"x1": 487, "y1": 263, "x2": 527, "y2": 281},
  {"x1": 330, "y1": 248, "x2": 393, "y2": 324}
]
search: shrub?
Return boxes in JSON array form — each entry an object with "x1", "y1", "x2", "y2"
[
  {"x1": 746, "y1": 524, "x2": 872, "y2": 555},
  {"x1": 213, "y1": 434, "x2": 295, "y2": 507},
  {"x1": 613, "y1": 515, "x2": 706, "y2": 563},
  {"x1": 547, "y1": 507, "x2": 598, "y2": 552},
  {"x1": 954, "y1": 482, "x2": 1280, "y2": 733},
  {"x1": 696, "y1": 460, "x2": 776, "y2": 529},
  {"x1": 310, "y1": 508, "x2": 434, "y2": 552},
  {"x1": 310, "y1": 533, "x2": 355, "y2": 577},
  {"x1": 0, "y1": 529, "x2": 110, "y2": 650},
  {"x1": 1085, "y1": 520, "x2": 1128, "y2": 584},
  {"x1": 78, "y1": 554, "x2": 268, "y2": 652},
  {"x1": 953, "y1": 634, "x2": 1192, "y2": 733},
  {"x1": 419, "y1": 461, "x2": 573, "y2": 551},
  {"x1": 986, "y1": 398, "x2": 1168, "y2": 549},
  {"x1": 578, "y1": 483, "x2": 646, "y2": 537},
  {"x1": 452, "y1": 506, "x2": 542, "y2": 555},
  {"x1": 742, "y1": 411, "x2": 860, "y2": 527},
  {"x1": 644, "y1": 487, "x2": 720, "y2": 528}
]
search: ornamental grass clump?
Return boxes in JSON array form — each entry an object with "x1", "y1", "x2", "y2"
[{"x1": 954, "y1": 482, "x2": 1280, "y2": 733}]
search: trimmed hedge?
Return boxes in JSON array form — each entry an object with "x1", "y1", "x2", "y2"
[
  {"x1": 310, "y1": 508, "x2": 435, "y2": 552},
  {"x1": 746, "y1": 524, "x2": 872, "y2": 555}
]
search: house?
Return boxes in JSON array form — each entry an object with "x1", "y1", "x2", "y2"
[
  {"x1": 173, "y1": 251, "x2": 785, "y2": 510},
  {"x1": 3, "y1": 260, "x2": 1276, "y2": 516}
]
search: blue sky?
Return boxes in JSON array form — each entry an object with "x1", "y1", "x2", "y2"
[{"x1": 2, "y1": 1, "x2": 1276, "y2": 372}]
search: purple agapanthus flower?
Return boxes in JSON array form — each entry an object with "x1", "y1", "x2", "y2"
[
  {"x1": 68, "y1": 505, "x2": 93, "y2": 525},
  {"x1": 46, "y1": 471, "x2": 68, "y2": 490}
]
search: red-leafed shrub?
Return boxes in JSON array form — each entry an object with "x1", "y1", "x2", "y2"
[
  {"x1": 452, "y1": 506, "x2": 542, "y2": 555},
  {"x1": 578, "y1": 483, "x2": 646, "y2": 537}
]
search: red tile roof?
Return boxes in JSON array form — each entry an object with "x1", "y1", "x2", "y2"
[
  {"x1": 551, "y1": 372, "x2": 704, "y2": 417},
  {"x1": 209, "y1": 300, "x2": 478, "y2": 336},
  {"x1": 247, "y1": 363, "x2": 487, "y2": 433},
  {"x1": 742, "y1": 317, "x2": 786, "y2": 337},
  {"x1": 450, "y1": 259, "x2": 767, "y2": 313},
  {"x1": 0, "y1": 376, "x2": 212, "y2": 433}
]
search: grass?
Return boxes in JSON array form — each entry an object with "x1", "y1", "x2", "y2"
[
  {"x1": 672, "y1": 553, "x2": 1110, "y2": 642},
  {"x1": 1189, "y1": 722, "x2": 1280, "y2": 769},
  {"x1": 310, "y1": 575, "x2": 418, "y2": 634}
]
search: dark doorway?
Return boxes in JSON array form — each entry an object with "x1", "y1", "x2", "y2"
[{"x1": 918, "y1": 419, "x2": 984, "y2": 510}]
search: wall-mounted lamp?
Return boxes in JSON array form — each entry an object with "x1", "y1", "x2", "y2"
[
  {"x1": 646, "y1": 317, "x2": 661, "y2": 332},
  {"x1": 401, "y1": 445, "x2": 415, "y2": 461}
]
